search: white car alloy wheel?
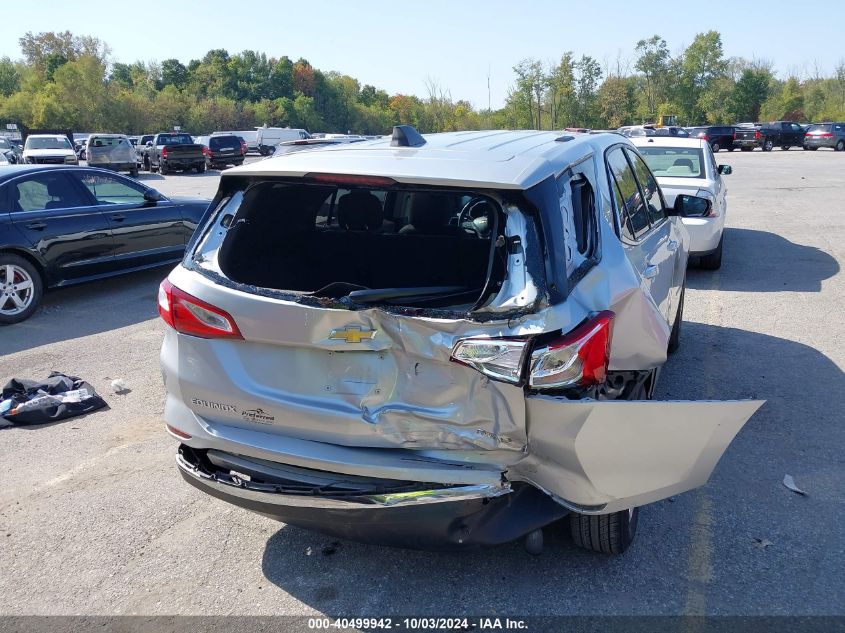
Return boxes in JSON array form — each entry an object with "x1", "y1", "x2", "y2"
[{"x1": 0, "y1": 264, "x2": 35, "y2": 316}]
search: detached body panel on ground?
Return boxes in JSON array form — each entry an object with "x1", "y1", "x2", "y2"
[{"x1": 160, "y1": 129, "x2": 762, "y2": 552}]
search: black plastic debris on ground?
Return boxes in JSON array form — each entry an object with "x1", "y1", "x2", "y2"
[{"x1": 1, "y1": 372, "x2": 107, "y2": 425}]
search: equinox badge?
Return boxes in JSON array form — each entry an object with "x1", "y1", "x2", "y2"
[{"x1": 329, "y1": 325, "x2": 377, "y2": 344}]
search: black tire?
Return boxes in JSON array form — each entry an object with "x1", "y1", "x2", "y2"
[
  {"x1": 130, "y1": 166, "x2": 139, "y2": 178},
  {"x1": 159, "y1": 161, "x2": 168, "y2": 175},
  {"x1": 740, "y1": 147, "x2": 752, "y2": 152},
  {"x1": 810, "y1": 147, "x2": 819, "y2": 151},
  {"x1": 728, "y1": 147, "x2": 735, "y2": 152},
  {"x1": 836, "y1": 140, "x2": 845, "y2": 152},
  {"x1": 668, "y1": 284, "x2": 684, "y2": 354},
  {"x1": 570, "y1": 508, "x2": 639, "y2": 555},
  {"x1": 144, "y1": 157, "x2": 151, "y2": 171},
  {"x1": 195, "y1": 163, "x2": 206, "y2": 173},
  {"x1": 0, "y1": 253, "x2": 43, "y2": 325},
  {"x1": 699, "y1": 235, "x2": 724, "y2": 271},
  {"x1": 711, "y1": 142, "x2": 720, "y2": 153},
  {"x1": 762, "y1": 139, "x2": 774, "y2": 151},
  {"x1": 781, "y1": 146, "x2": 790, "y2": 151}
]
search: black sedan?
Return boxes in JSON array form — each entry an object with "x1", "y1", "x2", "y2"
[{"x1": 0, "y1": 165, "x2": 209, "y2": 324}]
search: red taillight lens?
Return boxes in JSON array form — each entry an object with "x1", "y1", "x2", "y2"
[
  {"x1": 701, "y1": 134, "x2": 709, "y2": 140},
  {"x1": 158, "y1": 279, "x2": 243, "y2": 339},
  {"x1": 820, "y1": 133, "x2": 834, "y2": 138},
  {"x1": 733, "y1": 131, "x2": 737, "y2": 139},
  {"x1": 529, "y1": 311, "x2": 614, "y2": 389},
  {"x1": 754, "y1": 130, "x2": 761, "y2": 139},
  {"x1": 161, "y1": 146, "x2": 168, "y2": 157}
]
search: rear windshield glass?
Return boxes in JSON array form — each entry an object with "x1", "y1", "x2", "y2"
[
  {"x1": 637, "y1": 147, "x2": 705, "y2": 178},
  {"x1": 88, "y1": 137, "x2": 126, "y2": 148},
  {"x1": 25, "y1": 136, "x2": 72, "y2": 150},
  {"x1": 210, "y1": 136, "x2": 240, "y2": 150},
  {"x1": 195, "y1": 182, "x2": 506, "y2": 310},
  {"x1": 158, "y1": 134, "x2": 193, "y2": 145},
  {"x1": 807, "y1": 124, "x2": 832, "y2": 133}
]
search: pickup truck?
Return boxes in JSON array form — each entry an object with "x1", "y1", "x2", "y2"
[
  {"x1": 733, "y1": 121, "x2": 806, "y2": 152},
  {"x1": 145, "y1": 133, "x2": 206, "y2": 174}
]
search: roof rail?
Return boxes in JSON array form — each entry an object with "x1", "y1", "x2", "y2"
[{"x1": 391, "y1": 125, "x2": 426, "y2": 148}]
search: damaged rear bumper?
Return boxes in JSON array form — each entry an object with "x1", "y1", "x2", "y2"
[{"x1": 176, "y1": 446, "x2": 567, "y2": 549}]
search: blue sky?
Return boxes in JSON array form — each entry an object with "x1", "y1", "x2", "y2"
[{"x1": 1, "y1": 0, "x2": 843, "y2": 108}]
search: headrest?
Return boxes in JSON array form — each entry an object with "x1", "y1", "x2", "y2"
[{"x1": 337, "y1": 191, "x2": 383, "y2": 231}]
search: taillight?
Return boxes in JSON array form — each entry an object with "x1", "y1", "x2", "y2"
[
  {"x1": 166, "y1": 424, "x2": 191, "y2": 440},
  {"x1": 161, "y1": 146, "x2": 168, "y2": 158},
  {"x1": 701, "y1": 134, "x2": 709, "y2": 140},
  {"x1": 820, "y1": 133, "x2": 834, "y2": 138},
  {"x1": 754, "y1": 130, "x2": 761, "y2": 139},
  {"x1": 733, "y1": 131, "x2": 737, "y2": 139},
  {"x1": 451, "y1": 339, "x2": 530, "y2": 384},
  {"x1": 528, "y1": 311, "x2": 614, "y2": 389},
  {"x1": 158, "y1": 279, "x2": 243, "y2": 339}
]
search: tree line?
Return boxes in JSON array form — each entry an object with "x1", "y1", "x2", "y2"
[{"x1": 1, "y1": 30, "x2": 844, "y2": 136}]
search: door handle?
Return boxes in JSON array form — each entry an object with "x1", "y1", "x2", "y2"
[
  {"x1": 110, "y1": 214, "x2": 126, "y2": 222},
  {"x1": 25, "y1": 221, "x2": 47, "y2": 230},
  {"x1": 667, "y1": 240, "x2": 679, "y2": 252},
  {"x1": 643, "y1": 265, "x2": 660, "y2": 280}
]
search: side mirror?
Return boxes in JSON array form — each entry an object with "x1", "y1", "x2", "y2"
[
  {"x1": 718, "y1": 164, "x2": 732, "y2": 175},
  {"x1": 671, "y1": 194, "x2": 712, "y2": 218},
  {"x1": 143, "y1": 189, "x2": 163, "y2": 203}
]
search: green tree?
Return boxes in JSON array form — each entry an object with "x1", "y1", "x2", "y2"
[
  {"x1": 574, "y1": 55, "x2": 602, "y2": 127},
  {"x1": 0, "y1": 57, "x2": 21, "y2": 96},
  {"x1": 730, "y1": 68, "x2": 771, "y2": 122},
  {"x1": 634, "y1": 35, "x2": 670, "y2": 116},
  {"x1": 681, "y1": 31, "x2": 728, "y2": 123}
]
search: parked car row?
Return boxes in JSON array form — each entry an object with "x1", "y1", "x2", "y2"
[{"x1": 617, "y1": 121, "x2": 845, "y2": 153}]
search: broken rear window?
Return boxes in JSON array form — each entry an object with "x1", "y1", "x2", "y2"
[{"x1": 194, "y1": 182, "x2": 510, "y2": 310}]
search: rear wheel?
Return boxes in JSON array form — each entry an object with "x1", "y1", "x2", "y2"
[
  {"x1": 763, "y1": 139, "x2": 774, "y2": 151},
  {"x1": 741, "y1": 147, "x2": 752, "y2": 152},
  {"x1": 0, "y1": 253, "x2": 43, "y2": 325},
  {"x1": 700, "y1": 235, "x2": 724, "y2": 271},
  {"x1": 195, "y1": 162, "x2": 206, "y2": 173},
  {"x1": 570, "y1": 507, "x2": 639, "y2": 555},
  {"x1": 159, "y1": 161, "x2": 168, "y2": 175},
  {"x1": 836, "y1": 140, "x2": 845, "y2": 152},
  {"x1": 728, "y1": 147, "x2": 735, "y2": 152},
  {"x1": 711, "y1": 142, "x2": 720, "y2": 152},
  {"x1": 130, "y1": 166, "x2": 139, "y2": 178},
  {"x1": 781, "y1": 145, "x2": 790, "y2": 151}
]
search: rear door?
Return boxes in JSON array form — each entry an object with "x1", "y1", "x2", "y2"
[
  {"x1": 4, "y1": 171, "x2": 116, "y2": 282},
  {"x1": 71, "y1": 170, "x2": 186, "y2": 266},
  {"x1": 606, "y1": 146, "x2": 677, "y2": 321}
]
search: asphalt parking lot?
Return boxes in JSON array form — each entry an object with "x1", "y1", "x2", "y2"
[{"x1": 1, "y1": 149, "x2": 843, "y2": 616}]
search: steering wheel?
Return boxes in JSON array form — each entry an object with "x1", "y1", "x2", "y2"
[{"x1": 457, "y1": 196, "x2": 492, "y2": 236}]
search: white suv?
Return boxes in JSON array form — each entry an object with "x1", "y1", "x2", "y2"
[{"x1": 159, "y1": 127, "x2": 762, "y2": 554}]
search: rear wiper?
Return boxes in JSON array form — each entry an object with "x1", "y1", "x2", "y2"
[{"x1": 347, "y1": 286, "x2": 473, "y2": 303}]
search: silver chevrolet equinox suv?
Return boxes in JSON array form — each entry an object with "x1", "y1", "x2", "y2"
[{"x1": 160, "y1": 126, "x2": 762, "y2": 554}]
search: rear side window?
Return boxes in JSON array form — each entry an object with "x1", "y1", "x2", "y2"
[
  {"x1": 557, "y1": 172, "x2": 597, "y2": 260},
  {"x1": 158, "y1": 134, "x2": 193, "y2": 145},
  {"x1": 625, "y1": 149, "x2": 667, "y2": 226},
  {"x1": 808, "y1": 124, "x2": 832, "y2": 133},
  {"x1": 606, "y1": 147, "x2": 649, "y2": 238}
]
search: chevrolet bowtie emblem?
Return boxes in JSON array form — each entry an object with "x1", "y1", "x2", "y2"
[{"x1": 329, "y1": 325, "x2": 377, "y2": 344}]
